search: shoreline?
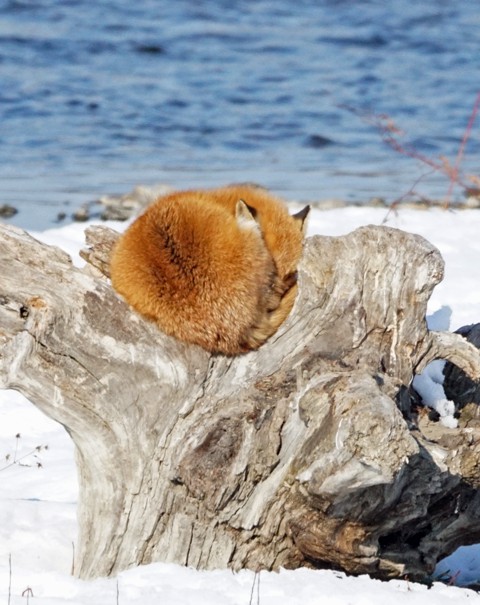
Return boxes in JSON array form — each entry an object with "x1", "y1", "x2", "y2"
[{"x1": 2, "y1": 183, "x2": 480, "y2": 227}]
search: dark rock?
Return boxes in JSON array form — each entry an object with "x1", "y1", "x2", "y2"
[
  {"x1": 0, "y1": 204, "x2": 18, "y2": 218},
  {"x1": 444, "y1": 324, "x2": 480, "y2": 410}
]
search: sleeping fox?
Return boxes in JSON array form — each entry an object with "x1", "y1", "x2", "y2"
[{"x1": 109, "y1": 185, "x2": 309, "y2": 355}]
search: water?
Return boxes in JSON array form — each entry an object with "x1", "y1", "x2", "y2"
[{"x1": 1, "y1": 0, "x2": 480, "y2": 229}]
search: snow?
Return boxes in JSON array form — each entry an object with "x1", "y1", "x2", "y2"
[
  {"x1": 2, "y1": 205, "x2": 480, "y2": 603},
  {"x1": 413, "y1": 360, "x2": 458, "y2": 428}
]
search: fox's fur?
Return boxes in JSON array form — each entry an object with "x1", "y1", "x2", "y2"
[
  {"x1": 205, "y1": 185, "x2": 310, "y2": 345},
  {"x1": 110, "y1": 185, "x2": 309, "y2": 355}
]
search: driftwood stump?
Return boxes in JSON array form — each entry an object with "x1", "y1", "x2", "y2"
[{"x1": 1, "y1": 221, "x2": 480, "y2": 581}]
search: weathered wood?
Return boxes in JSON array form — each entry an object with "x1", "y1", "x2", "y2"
[
  {"x1": 79, "y1": 224, "x2": 118, "y2": 278},
  {"x1": 1, "y1": 221, "x2": 480, "y2": 581}
]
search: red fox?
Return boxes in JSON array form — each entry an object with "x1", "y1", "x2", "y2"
[{"x1": 110, "y1": 186, "x2": 309, "y2": 354}]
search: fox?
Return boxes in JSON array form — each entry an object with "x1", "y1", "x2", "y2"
[{"x1": 109, "y1": 186, "x2": 310, "y2": 355}]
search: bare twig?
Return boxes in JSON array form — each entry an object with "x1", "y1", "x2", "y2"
[
  {"x1": 8, "y1": 554, "x2": 11, "y2": 605},
  {"x1": 382, "y1": 169, "x2": 437, "y2": 223},
  {"x1": 22, "y1": 587, "x2": 34, "y2": 604},
  {"x1": 1, "y1": 445, "x2": 47, "y2": 472},
  {"x1": 445, "y1": 91, "x2": 480, "y2": 205},
  {"x1": 340, "y1": 94, "x2": 480, "y2": 208},
  {"x1": 339, "y1": 103, "x2": 448, "y2": 177},
  {"x1": 248, "y1": 571, "x2": 260, "y2": 605},
  {"x1": 13, "y1": 434, "x2": 20, "y2": 463}
]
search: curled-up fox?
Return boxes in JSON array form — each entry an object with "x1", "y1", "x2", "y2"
[{"x1": 110, "y1": 185, "x2": 310, "y2": 355}]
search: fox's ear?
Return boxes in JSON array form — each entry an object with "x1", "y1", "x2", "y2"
[
  {"x1": 292, "y1": 205, "x2": 310, "y2": 234},
  {"x1": 236, "y1": 199, "x2": 259, "y2": 230}
]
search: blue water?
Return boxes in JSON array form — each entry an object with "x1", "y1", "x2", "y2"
[{"x1": 1, "y1": 0, "x2": 480, "y2": 229}]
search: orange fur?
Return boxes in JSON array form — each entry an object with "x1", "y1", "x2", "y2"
[
  {"x1": 206, "y1": 185, "x2": 310, "y2": 339},
  {"x1": 206, "y1": 185, "x2": 308, "y2": 283},
  {"x1": 110, "y1": 186, "x2": 309, "y2": 355}
]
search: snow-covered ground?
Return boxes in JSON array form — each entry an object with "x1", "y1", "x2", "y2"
[{"x1": 2, "y1": 205, "x2": 480, "y2": 603}]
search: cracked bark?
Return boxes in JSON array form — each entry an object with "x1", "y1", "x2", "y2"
[{"x1": 1, "y1": 221, "x2": 480, "y2": 581}]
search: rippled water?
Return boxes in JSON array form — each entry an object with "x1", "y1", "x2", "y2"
[{"x1": 1, "y1": 0, "x2": 480, "y2": 229}]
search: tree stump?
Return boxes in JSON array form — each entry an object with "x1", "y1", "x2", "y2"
[{"x1": 1, "y1": 221, "x2": 480, "y2": 581}]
